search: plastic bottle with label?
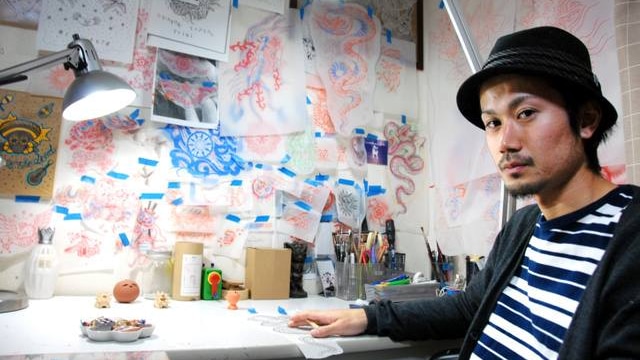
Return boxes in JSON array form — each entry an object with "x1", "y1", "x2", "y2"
[{"x1": 24, "y1": 227, "x2": 59, "y2": 299}]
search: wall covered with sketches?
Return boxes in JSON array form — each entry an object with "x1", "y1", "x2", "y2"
[{"x1": 0, "y1": 0, "x2": 429, "y2": 294}]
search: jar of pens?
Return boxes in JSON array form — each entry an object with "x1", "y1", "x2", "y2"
[{"x1": 333, "y1": 229, "x2": 404, "y2": 301}]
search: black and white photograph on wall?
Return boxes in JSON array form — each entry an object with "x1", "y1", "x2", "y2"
[{"x1": 151, "y1": 48, "x2": 220, "y2": 129}]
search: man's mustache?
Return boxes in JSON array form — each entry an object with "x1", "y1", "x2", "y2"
[{"x1": 498, "y1": 153, "x2": 534, "y2": 171}]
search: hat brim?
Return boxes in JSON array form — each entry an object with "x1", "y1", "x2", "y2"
[{"x1": 456, "y1": 66, "x2": 618, "y2": 132}]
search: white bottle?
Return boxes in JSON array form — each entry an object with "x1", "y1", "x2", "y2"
[{"x1": 24, "y1": 227, "x2": 59, "y2": 299}]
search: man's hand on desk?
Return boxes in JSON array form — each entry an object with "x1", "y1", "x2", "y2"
[{"x1": 288, "y1": 308, "x2": 368, "y2": 338}]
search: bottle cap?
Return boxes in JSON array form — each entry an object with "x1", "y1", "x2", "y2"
[{"x1": 37, "y1": 227, "x2": 55, "y2": 245}]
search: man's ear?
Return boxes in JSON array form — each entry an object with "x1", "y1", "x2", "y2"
[{"x1": 578, "y1": 101, "x2": 602, "y2": 139}]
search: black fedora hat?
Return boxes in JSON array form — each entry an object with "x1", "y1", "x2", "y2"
[{"x1": 456, "y1": 26, "x2": 617, "y2": 131}]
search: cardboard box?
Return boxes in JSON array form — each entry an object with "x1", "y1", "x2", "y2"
[{"x1": 245, "y1": 247, "x2": 291, "y2": 300}]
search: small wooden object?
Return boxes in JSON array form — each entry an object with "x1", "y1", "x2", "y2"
[
  {"x1": 154, "y1": 291, "x2": 170, "y2": 308},
  {"x1": 95, "y1": 292, "x2": 111, "y2": 308}
]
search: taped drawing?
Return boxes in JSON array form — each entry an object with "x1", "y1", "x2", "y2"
[
  {"x1": 0, "y1": 205, "x2": 51, "y2": 255},
  {"x1": 219, "y1": 6, "x2": 307, "y2": 137},
  {"x1": 308, "y1": 1, "x2": 380, "y2": 136},
  {"x1": 161, "y1": 124, "x2": 244, "y2": 179},
  {"x1": 374, "y1": 37, "x2": 418, "y2": 118},
  {"x1": 147, "y1": 0, "x2": 231, "y2": 61},
  {"x1": 0, "y1": 91, "x2": 61, "y2": 199},
  {"x1": 63, "y1": 119, "x2": 116, "y2": 175},
  {"x1": 36, "y1": 0, "x2": 139, "y2": 64},
  {"x1": 383, "y1": 118, "x2": 425, "y2": 215}
]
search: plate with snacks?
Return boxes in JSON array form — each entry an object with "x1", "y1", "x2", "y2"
[{"x1": 80, "y1": 316, "x2": 155, "y2": 342}]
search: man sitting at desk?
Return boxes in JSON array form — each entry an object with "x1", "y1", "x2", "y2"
[{"x1": 289, "y1": 26, "x2": 640, "y2": 359}]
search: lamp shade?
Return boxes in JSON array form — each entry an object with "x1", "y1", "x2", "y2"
[{"x1": 62, "y1": 69, "x2": 136, "y2": 121}]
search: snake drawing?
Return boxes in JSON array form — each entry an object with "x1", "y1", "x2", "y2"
[{"x1": 384, "y1": 121, "x2": 425, "y2": 214}]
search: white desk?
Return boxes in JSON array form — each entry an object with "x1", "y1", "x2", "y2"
[{"x1": 0, "y1": 295, "x2": 460, "y2": 359}]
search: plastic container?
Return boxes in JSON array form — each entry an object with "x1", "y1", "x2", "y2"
[
  {"x1": 24, "y1": 227, "x2": 59, "y2": 299},
  {"x1": 141, "y1": 250, "x2": 173, "y2": 299}
]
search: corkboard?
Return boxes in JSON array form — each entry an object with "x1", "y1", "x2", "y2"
[{"x1": 0, "y1": 90, "x2": 62, "y2": 200}]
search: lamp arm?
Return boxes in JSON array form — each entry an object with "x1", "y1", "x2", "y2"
[
  {"x1": 0, "y1": 34, "x2": 103, "y2": 86},
  {"x1": 0, "y1": 47, "x2": 80, "y2": 86}
]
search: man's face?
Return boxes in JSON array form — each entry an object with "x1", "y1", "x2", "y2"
[{"x1": 479, "y1": 74, "x2": 585, "y2": 198}]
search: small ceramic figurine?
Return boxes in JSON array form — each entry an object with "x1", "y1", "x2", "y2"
[
  {"x1": 95, "y1": 292, "x2": 111, "y2": 308},
  {"x1": 225, "y1": 290, "x2": 240, "y2": 310},
  {"x1": 154, "y1": 291, "x2": 170, "y2": 308}
]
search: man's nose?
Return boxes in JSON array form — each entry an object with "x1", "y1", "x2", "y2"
[{"x1": 499, "y1": 120, "x2": 521, "y2": 153}]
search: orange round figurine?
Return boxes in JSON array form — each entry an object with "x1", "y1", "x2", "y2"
[
  {"x1": 113, "y1": 279, "x2": 140, "y2": 303},
  {"x1": 225, "y1": 290, "x2": 240, "y2": 310}
]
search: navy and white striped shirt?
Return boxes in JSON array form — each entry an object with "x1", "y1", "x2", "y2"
[{"x1": 471, "y1": 187, "x2": 632, "y2": 359}]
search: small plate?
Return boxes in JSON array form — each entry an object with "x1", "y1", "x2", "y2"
[{"x1": 81, "y1": 323, "x2": 155, "y2": 342}]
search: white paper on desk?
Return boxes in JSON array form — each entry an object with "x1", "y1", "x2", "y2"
[{"x1": 248, "y1": 314, "x2": 343, "y2": 359}]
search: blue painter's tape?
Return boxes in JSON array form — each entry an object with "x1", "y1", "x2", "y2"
[
  {"x1": 367, "y1": 185, "x2": 384, "y2": 197},
  {"x1": 314, "y1": 131, "x2": 322, "y2": 137},
  {"x1": 119, "y1": 233, "x2": 130, "y2": 247},
  {"x1": 299, "y1": 7, "x2": 304, "y2": 20},
  {"x1": 439, "y1": 0, "x2": 445, "y2": 9},
  {"x1": 367, "y1": 5, "x2": 373, "y2": 18},
  {"x1": 80, "y1": 175, "x2": 95, "y2": 184},
  {"x1": 226, "y1": 214, "x2": 241, "y2": 223},
  {"x1": 280, "y1": 154, "x2": 291, "y2": 164},
  {"x1": 64, "y1": 213, "x2": 82, "y2": 220},
  {"x1": 107, "y1": 170, "x2": 129, "y2": 180},
  {"x1": 315, "y1": 174, "x2": 329, "y2": 181},
  {"x1": 304, "y1": 178, "x2": 320, "y2": 187},
  {"x1": 248, "y1": 307, "x2": 257, "y2": 314},
  {"x1": 15, "y1": 195, "x2": 40, "y2": 203},
  {"x1": 338, "y1": 178, "x2": 355, "y2": 186},
  {"x1": 54, "y1": 205, "x2": 69, "y2": 214},
  {"x1": 294, "y1": 200, "x2": 312, "y2": 211},
  {"x1": 172, "y1": 198, "x2": 184, "y2": 206},
  {"x1": 320, "y1": 214, "x2": 333, "y2": 222},
  {"x1": 278, "y1": 167, "x2": 296, "y2": 178},
  {"x1": 366, "y1": 133, "x2": 378, "y2": 140},
  {"x1": 138, "y1": 158, "x2": 159, "y2": 166},
  {"x1": 354, "y1": 127, "x2": 365, "y2": 135},
  {"x1": 401, "y1": 114, "x2": 407, "y2": 124},
  {"x1": 255, "y1": 215, "x2": 270, "y2": 222},
  {"x1": 233, "y1": 0, "x2": 238, "y2": 8},
  {"x1": 231, "y1": 179, "x2": 242, "y2": 186},
  {"x1": 277, "y1": 306, "x2": 287, "y2": 315},
  {"x1": 168, "y1": 181, "x2": 180, "y2": 189},
  {"x1": 386, "y1": 29, "x2": 392, "y2": 43},
  {"x1": 140, "y1": 193, "x2": 164, "y2": 200},
  {"x1": 306, "y1": 96, "x2": 311, "y2": 104}
]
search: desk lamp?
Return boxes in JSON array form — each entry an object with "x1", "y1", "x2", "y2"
[
  {"x1": 0, "y1": 34, "x2": 135, "y2": 312},
  {"x1": 0, "y1": 33, "x2": 136, "y2": 121}
]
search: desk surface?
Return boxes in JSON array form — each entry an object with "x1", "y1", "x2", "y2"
[{"x1": 0, "y1": 295, "x2": 459, "y2": 359}]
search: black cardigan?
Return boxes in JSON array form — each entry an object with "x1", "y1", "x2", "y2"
[{"x1": 364, "y1": 184, "x2": 640, "y2": 359}]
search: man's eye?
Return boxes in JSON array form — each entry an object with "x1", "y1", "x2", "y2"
[
  {"x1": 517, "y1": 109, "x2": 536, "y2": 119},
  {"x1": 484, "y1": 119, "x2": 500, "y2": 129}
]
